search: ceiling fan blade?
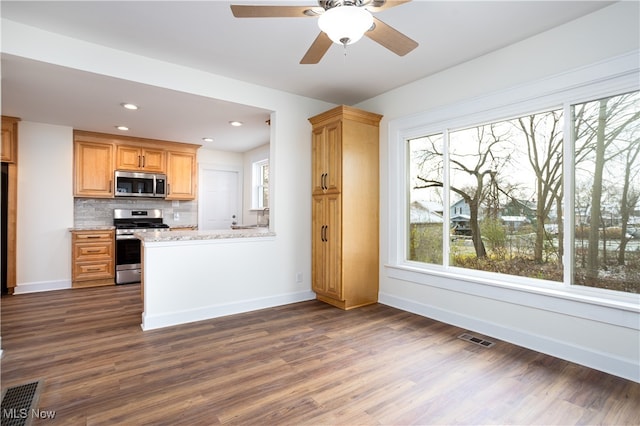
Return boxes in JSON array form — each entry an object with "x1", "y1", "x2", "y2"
[
  {"x1": 300, "y1": 32, "x2": 333, "y2": 64},
  {"x1": 230, "y1": 5, "x2": 320, "y2": 18},
  {"x1": 366, "y1": 16, "x2": 418, "y2": 56},
  {"x1": 366, "y1": 0, "x2": 412, "y2": 13}
]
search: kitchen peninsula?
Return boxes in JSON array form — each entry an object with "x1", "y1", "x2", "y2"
[{"x1": 136, "y1": 228, "x2": 313, "y2": 331}]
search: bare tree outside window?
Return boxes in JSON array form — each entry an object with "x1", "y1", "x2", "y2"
[
  {"x1": 409, "y1": 134, "x2": 444, "y2": 265},
  {"x1": 409, "y1": 109, "x2": 565, "y2": 282},
  {"x1": 407, "y1": 90, "x2": 639, "y2": 294},
  {"x1": 573, "y1": 91, "x2": 640, "y2": 293}
]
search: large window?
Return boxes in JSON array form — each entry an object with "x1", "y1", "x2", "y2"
[{"x1": 407, "y1": 90, "x2": 639, "y2": 294}]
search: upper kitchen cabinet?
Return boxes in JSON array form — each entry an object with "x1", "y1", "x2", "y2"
[
  {"x1": 116, "y1": 145, "x2": 165, "y2": 172},
  {"x1": 74, "y1": 137, "x2": 115, "y2": 198},
  {"x1": 1, "y1": 116, "x2": 20, "y2": 163},
  {"x1": 73, "y1": 130, "x2": 200, "y2": 199},
  {"x1": 312, "y1": 120, "x2": 342, "y2": 195},
  {"x1": 166, "y1": 150, "x2": 197, "y2": 200}
]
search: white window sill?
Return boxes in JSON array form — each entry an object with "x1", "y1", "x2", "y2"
[{"x1": 385, "y1": 263, "x2": 640, "y2": 330}]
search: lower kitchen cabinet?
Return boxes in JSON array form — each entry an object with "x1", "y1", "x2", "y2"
[{"x1": 71, "y1": 229, "x2": 115, "y2": 288}]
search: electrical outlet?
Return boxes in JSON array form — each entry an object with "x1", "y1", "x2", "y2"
[{"x1": 296, "y1": 272, "x2": 303, "y2": 283}]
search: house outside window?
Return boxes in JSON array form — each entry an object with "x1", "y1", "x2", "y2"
[{"x1": 406, "y1": 90, "x2": 639, "y2": 295}]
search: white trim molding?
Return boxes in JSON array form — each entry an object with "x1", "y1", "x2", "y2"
[
  {"x1": 13, "y1": 279, "x2": 72, "y2": 294},
  {"x1": 142, "y1": 290, "x2": 315, "y2": 330},
  {"x1": 379, "y1": 291, "x2": 640, "y2": 383}
]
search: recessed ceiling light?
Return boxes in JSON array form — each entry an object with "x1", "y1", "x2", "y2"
[
  {"x1": 116, "y1": 126, "x2": 129, "y2": 131},
  {"x1": 202, "y1": 137, "x2": 214, "y2": 142},
  {"x1": 229, "y1": 121, "x2": 243, "y2": 127},
  {"x1": 121, "y1": 103, "x2": 139, "y2": 110}
]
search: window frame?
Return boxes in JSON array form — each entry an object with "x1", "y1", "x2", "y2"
[
  {"x1": 251, "y1": 158, "x2": 269, "y2": 210},
  {"x1": 387, "y1": 52, "x2": 640, "y2": 328}
]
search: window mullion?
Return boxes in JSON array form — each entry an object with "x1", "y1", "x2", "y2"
[
  {"x1": 563, "y1": 102, "x2": 575, "y2": 289},
  {"x1": 443, "y1": 128, "x2": 451, "y2": 268}
]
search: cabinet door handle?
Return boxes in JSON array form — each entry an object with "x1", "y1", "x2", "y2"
[
  {"x1": 138, "y1": 155, "x2": 142, "y2": 168},
  {"x1": 321, "y1": 173, "x2": 327, "y2": 190},
  {"x1": 142, "y1": 155, "x2": 146, "y2": 168}
]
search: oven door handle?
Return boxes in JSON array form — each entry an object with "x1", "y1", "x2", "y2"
[{"x1": 116, "y1": 234, "x2": 139, "y2": 240}]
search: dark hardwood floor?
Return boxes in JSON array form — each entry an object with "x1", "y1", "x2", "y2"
[{"x1": 1, "y1": 284, "x2": 638, "y2": 425}]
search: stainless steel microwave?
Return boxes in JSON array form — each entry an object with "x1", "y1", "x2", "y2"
[{"x1": 114, "y1": 171, "x2": 167, "y2": 198}]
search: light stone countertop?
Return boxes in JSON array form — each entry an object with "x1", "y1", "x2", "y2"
[
  {"x1": 69, "y1": 225, "x2": 115, "y2": 232},
  {"x1": 136, "y1": 227, "x2": 274, "y2": 243},
  {"x1": 169, "y1": 224, "x2": 198, "y2": 229}
]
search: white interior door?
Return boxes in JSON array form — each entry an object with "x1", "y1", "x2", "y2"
[{"x1": 199, "y1": 168, "x2": 239, "y2": 230}]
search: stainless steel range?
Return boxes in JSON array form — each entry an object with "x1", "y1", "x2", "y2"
[{"x1": 113, "y1": 209, "x2": 169, "y2": 284}]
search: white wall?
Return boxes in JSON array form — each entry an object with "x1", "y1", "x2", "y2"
[
  {"x1": 141, "y1": 235, "x2": 314, "y2": 330},
  {"x1": 357, "y1": 2, "x2": 640, "y2": 382},
  {"x1": 15, "y1": 122, "x2": 74, "y2": 293},
  {"x1": 3, "y1": 18, "x2": 334, "y2": 297}
]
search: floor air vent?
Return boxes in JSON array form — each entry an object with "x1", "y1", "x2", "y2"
[
  {"x1": 1, "y1": 380, "x2": 42, "y2": 426},
  {"x1": 458, "y1": 333, "x2": 495, "y2": 348}
]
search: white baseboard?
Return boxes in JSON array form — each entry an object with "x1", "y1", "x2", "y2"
[
  {"x1": 379, "y1": 292, "x2": 639, "y2": 384},
  {"x1": 13, "y1": 279, "x2": 72, "y2": 294},
  {"x1": 142, "y1": 290, "x2": 316, "y2": 331}
]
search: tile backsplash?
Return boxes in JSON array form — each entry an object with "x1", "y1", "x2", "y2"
[{"x1": 74, "y1": 198, "x2": 197, "y2": 228}]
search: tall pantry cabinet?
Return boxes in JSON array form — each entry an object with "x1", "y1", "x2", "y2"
[{"x1": 309, "y1": 106, "x2": 382, "y2": 310}]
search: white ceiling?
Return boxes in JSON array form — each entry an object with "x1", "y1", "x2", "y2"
[{"x1": 0, "y1": 1, "x2": 614, "y2": 152}]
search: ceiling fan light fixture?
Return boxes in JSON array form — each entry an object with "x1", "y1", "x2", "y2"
[{"x1": 318, "y1": 6, "x2": 373, "y2": 46}]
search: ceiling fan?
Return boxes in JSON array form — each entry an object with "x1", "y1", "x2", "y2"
[{"x1": 230, "y1": 0, "x2": 418, "y2": 64}]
